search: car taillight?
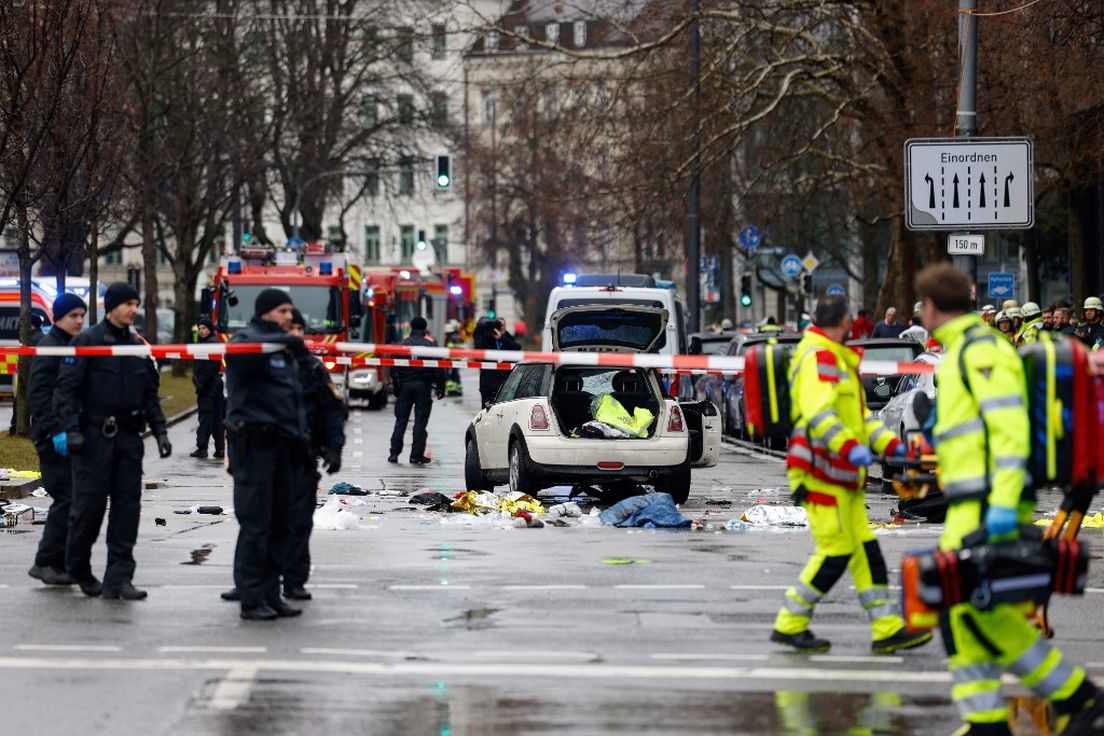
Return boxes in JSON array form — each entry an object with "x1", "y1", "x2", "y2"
[
  {"x1": 530, "y1": 404, "x2": 550, "y2": 431},
  {"x1": 667, "y1": 405, "x2": 684, "y2": 433}
]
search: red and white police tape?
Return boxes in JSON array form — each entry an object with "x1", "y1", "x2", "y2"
[{"x1": 1, "y1": 340, "x2": 1100, "y2": 375}]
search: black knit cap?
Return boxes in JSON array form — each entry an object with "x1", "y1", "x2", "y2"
[
  {"x1": 104, "y1": 282, "x2": 140, "y2": 313},
  {"x1": 196, "y1": 317, "x2": 215, "y2": 331},
  {"x1": 290, "y1": 308, "x2": 305, "y2": 327},
  {"x1": 410, "y1": 316, "x2": 428, "y2": 331},
  {"x1": 254, "y1": 288, "x2": 293, "y2": 317}
]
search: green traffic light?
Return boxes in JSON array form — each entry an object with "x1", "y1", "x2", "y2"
[
  {"x1": 242, "y1": 232, "x2": 252, "y2": 242},
  {"x1": 487, "y1": 310, "x2": 496, "y2": 319},
  {"x1": 740, "y1": 295, "x2": 752, "y2": 307}
]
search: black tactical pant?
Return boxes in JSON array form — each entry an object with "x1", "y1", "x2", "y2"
[
  {"x1": 389, "y1": 380, "x2": 432, "y2": 459},
  {"x1": 67, "y1": 428, "x2": 144, "y2": 587},
  {"x1": 32, "y1": 446, "x2": 73, "y2": 571},
  {"x1": 230, "y1": 430, "x2": 296, "y2": 609},
  {"x1": 195, "y1": 388, "x2": 225, "y2": 455},
  {"x1": 284, "y1": 454, "x2": 321, "y2": 590}
]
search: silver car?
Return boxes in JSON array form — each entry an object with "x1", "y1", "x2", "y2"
[{"x1": 877, "y1": 351, "x2": 941, "y2": 443}]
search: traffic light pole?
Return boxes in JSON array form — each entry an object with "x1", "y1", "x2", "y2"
[{"x1": 952, "y1": 0, "x2": 980, "y2": 306}]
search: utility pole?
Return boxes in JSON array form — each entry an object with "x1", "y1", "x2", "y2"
[
  {"x1": 953, "y1": 0, "x2": 980, "y2": 305},
  {"x1": 686, "y1": 0, "x2": 702, "y2": 333}
]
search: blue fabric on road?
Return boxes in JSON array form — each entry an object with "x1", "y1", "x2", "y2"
[{"x1": 599, "y1": 493, "x2": 692, "y2": 528}]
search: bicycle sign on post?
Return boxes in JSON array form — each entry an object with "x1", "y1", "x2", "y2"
[
  {"x1": 780, "y1": 254, "x2": 803, "y2": 279},
  {"x1": 738, "y1": 226, "x2": 761, "y2": 251}
]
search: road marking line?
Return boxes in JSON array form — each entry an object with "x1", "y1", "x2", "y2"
[
  {"x1": 1087, "y1": 663, "x2": 1104, "y2": 669},
  {"x1": 810, "y1": 655, "x2": 904, "y2": 665},
  {"x1": 472, "y1": 650, "x2": 600, "y2": 662},
  {"x1": 160, "y1": 585, "x2": 232, "y2": 590},
  {"x1": 354, "y1": 439, "x2": 363, "y2": 444},
  {"x1": 729, "y1": 585, "x2": 790, "y2": 591},
  {"x1": 614, "y1": 584, "x2": 706, "y2": 590},
  {"x1": 160, "y1": 646, "x2": 267, "y2": 654},
  {"x1": 353, "y1": 451, "x2": 363, "y2": 458},
  {"x1": 210, "y1": 666, "x2": 256, "y2": 711},
  {"x1": 651, "y1": 653, "x2": 769, "y2": 662},
  {"x1": 0, "y1": 656, "x2": 957, "y2": 685},
  {"x1": 301, "y1": 648, "x2": 423, "y2": 659},
  {"x1": 15, "y1": 644, "x2": 121, "y2": 653},
  {"x1": 500, "y1": 585, "x2": 589, "y2": 591},
  {"x1": 388, "y1": 584, "x2": 472, "y2": 591},
  {"x1": 306, "y1": 584, "x2": 358, "y2": 589}
]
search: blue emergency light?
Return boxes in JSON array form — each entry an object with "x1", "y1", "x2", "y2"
[
  {"x1": 562, "y1": 272, "x2": 577, "y2": 285},
  {"x1": 228, "y1": 261, "x2": 242, "y2": 274},
  {"x1": 319, "y1": 262, "x2": 333, "y2": 275}
]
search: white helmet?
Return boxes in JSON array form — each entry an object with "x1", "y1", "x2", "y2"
[
  {"x1": 720, "y1": 318, "x2": 734, "y2": 330},
  {"x1": 1006, "y1": 307, "x2": 1022, "y2": 319},
  {"x1": 996, "y1": 310, "x2": 1011, "y2": 324},
  {"x1": 1002, "y1": 299, "x2": 1019, "y2": 311},
  {"x1": 1084, "y1": 296, "x2": 1103, "y2": 311},
  {"x1": 981, "y1": 305, "x2": 997, "y2": 314},
  {"x1": 1020, "y1": 301, "x2": 1041, "y2": 319}
]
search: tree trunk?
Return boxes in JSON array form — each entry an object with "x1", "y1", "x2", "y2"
[
  {"x1": 1022, "y1": 228, "x2": 1040, "y2": 303},
  {"x1": 1069, "y1": 188, "x2": 1086, "y2": 306},
  {"x1": 141, "y1": 191, "x2": 158, "y2": 342},
  {"x1": 171, "y1": 255, "x2": 195, "y2": 377},
  {"x1": 876, "y1": 221, "x2": 902, "y2": 315},
  {"x1": 15, "y1": 205, "x2": 32, "y2": 437},
  {"x1": 87, "y1": 215, "x2": 99, "y2": 323}
]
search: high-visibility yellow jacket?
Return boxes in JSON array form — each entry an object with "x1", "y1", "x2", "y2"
[
  {"x1": 932, "y1": 314, "x2": 1030, "y2": 550},
  {"x1": 1016, "y1": 317, "x2": 1042, "y2": 346},
  {"x1": 786, "y1": 328, "x2": 901, "y2": 500}
]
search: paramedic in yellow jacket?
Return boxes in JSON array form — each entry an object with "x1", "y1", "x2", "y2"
[
  {"x1": 771, "y1": 294, "x2": 932, "y2": 655},
  {"x1": 915, "y1": 263, "x2": 1104, "y2": 736}
]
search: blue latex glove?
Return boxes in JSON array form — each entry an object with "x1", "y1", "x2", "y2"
[
  {"x1": 892, "y1": 443, "x2": 908, "y2": 457},
  {"x1": 52, "y1": 432, "x2": 68, "y2": 457},
  {"x1": 847, "y1": 445, "x2": 874, "y2": 467},
  {"x1": 984, "y1": 504, "x2": 1018, "y2": 539}
]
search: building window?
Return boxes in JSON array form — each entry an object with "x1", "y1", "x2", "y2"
[
  {"x1": 365, "y1": 159, "x2": 380, "y2": 196},
  {"x1": 431, "y1": 23, "x2": 446, "y2": 59},
  {"x1": 396, "y1": 26, "x2": 414, "y2": 63},
  {"x1": 327, "y1": 225, "x2": 346, "y2": 252},
  {"x1": 515, "y1": 25, "x2": 529, "y2": 48},
  {"x1": 157, "y1": 247, "x2": 168, "y2": 266},
  {"x1": 397, "y1": 94, "x2": 414, "y2": 126},
  {"x1": 430, "y1": 92, "x2": 447, "y2": 129},
  {"x1": 365, "y1": 225, "x2": 380, "y2": 264},
  {"x1": 486, "y1": 31, "x2": 499, "y2": 51},
  {"x1": 103, "y1": 249, "x2": 122, "y2": 266},
  {"x1": 483, "y1": 93, "x2": 497, "y2": 124},
  {"x1": 360, "y1": 94, "x2": 378, "y2": 129},
  {"x1": 398, "y1": 157, "x2": 414, "y2": 195},
  {"x1": 433, "y1": 224, "x2": 448, "y2": 264},
  {"x1": 400, "y1": 225, "x2": 415, "y2": 262},
  {"x1": 363, "y1": 25, "x2": 379, "y2": 55},
  {"x1": 573, "y1": 20, "x2": 586, "y2": 47},
  {"x1": 545, "y1": 22, "x2": 559, "y2": 44}
]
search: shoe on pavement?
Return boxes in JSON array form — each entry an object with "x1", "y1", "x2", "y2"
[
  {"x1": 283, "y1": 585, "x2": 312, "y2": 601},
  {"x1": 770, "y1": 629, "x2": 831, "y2": 653},
  {"x1": 409, "y1": 455, "x2": 432, "y2": 465},
  {"x1": 75, "y1": 576, "x2": 103, "y2": 597},
  {"x1": 1060, "y1": 697, "x2": 1104, "y2": 735},
  {"x1": 189, "y1": 449, "x2": 208, "y2": 459},
  {"x1": 240, "y1": 605, "x2": 279, "y2": 621},
  {"x1": 220, "y1": 588, "x2": 241, "y2": 602},
  {"x1": 270, "y1": 600, "x2": 302, "y2": 618},
  {"x1": 387, "y1": 455, "x2": 399, "y2": 463},
  {"x1": 28, "y1": 565, "x2": 75, "y2": 586},
  {"x1": 213, "y1": 451, "x2": 225, "y2": 460},
  {"x1": 871, "y1": 627, "x2": 932, "y2": 654},
  {"x1": 102, "y1": 582, "x2": 148, "y2": 601}
]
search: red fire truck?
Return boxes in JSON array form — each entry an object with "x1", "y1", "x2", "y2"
[{"x1": 205, "y1": 243, "x2": 384, "y2": 407}]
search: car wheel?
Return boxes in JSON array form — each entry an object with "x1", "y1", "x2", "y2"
[
  {"x1": 660, "y1": 464, "x2": 691, "y2": 505},
  {"x1": 367, "y1": 390, "x2": 387, "y2": 411},
  {"x1": 465, "y1": 439, "x2": 491, "y2": 491},
  {"x1": 508, "y1": 438, "x2": 540, "y2": 495}
]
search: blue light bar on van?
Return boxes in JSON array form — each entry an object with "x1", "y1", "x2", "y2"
[
  {"x1": 228, "y1": 260, "x2": 242, "y2": 274},
  {"x1": 654, "y1": 279, "x2": 676, "y2": 290},
  {"x1": 319, "y1": 261, "x2": 333, "y2": 275},
  {"x1": 562, "y1": 272, "x2": 577, "y2": 285}
]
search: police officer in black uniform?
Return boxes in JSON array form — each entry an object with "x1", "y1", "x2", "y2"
[
  {"x1": 26, "y1": 293, "x2": 86, "y2": 586},
  {"x1": 52, "y1": 283, "x2": 172, "y2": 600},
  {"x1": 473, "y1": 316, "x2": 521, "y2": 406},
  {"x1": 224, "y1": 288, "x2": 308, "y2": 621},
  {"x1": 283, "y1": 307, "x2": 345, "y2": 600},
  {"x1": 190, "y1": 317, "x2": 225, "y2": 459},
  {"x1": 387, "y1": 316, "x2": 445, "y2": 464}
]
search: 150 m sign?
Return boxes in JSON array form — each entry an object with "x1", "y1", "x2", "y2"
[{"x1": 904, "y1": 137, "x2": 1033, "y2": 231}]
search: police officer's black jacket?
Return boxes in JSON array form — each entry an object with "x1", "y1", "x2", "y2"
[
  {"x1": 52, "y1": 319, "x2": 167, "y2": 435},
  {"x1": 225, "y1": 317, "x2": 308, "y2": 441},
  {"x1": 28, "y1": 325, "x2": 73, "y2": 442},
  {"x1": 389, "y1": 330, "x2": 445, "y2": 390},
  {"x1": 296, "y1": 351, "x2": 346, "y2": 455},
  {"x1": 192, "y1": 333, "x2": 223, "y2": 397},
  {"x1": 473, "y1": 321, "x2": 520, "y2": 397}
]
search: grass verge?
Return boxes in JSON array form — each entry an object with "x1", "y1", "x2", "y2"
[
  {"x1": 159, "y1": 367, "x2": 198, "y2": 419},
  {"x1": 0, "y1": 433, "x2": 39, "y2": 472}
]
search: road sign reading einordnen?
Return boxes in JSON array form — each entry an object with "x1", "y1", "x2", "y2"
[{"x1": 905, "y1": 137, "x2": 1033, "y2": 231}]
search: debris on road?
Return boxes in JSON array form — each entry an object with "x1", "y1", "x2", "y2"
[
  {"x1": 155, "y1": 518, "x2": 166, "y2": 526},
  {"x1": 740, "y1": 504, "x2": 807, "y2": 527},
  {"x1": 313, "y1": 497, "x2": 362, "y2": 530},
  {"x1": 409, "y1": 492, "x2": 455, "y2": 511},
  {"x1": 329, "y1": 481, "x2": 368, "y2": 496},
  {"x1": 599, "y1": 493, "x2": 691, "y2": 529},
  {"x1": 172, "y1": 505, "x2": 230, "y2": 516},
  {"x1": 30, "y1": 488, "x2": 48, "y2": 498},
  {"x1": 546, "y1": 502, "x2": 583, "y2": 518}
]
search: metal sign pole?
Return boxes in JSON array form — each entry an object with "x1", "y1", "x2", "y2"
[{"x1": 953, "y1": 0, "x2": 979, "y2": 306}]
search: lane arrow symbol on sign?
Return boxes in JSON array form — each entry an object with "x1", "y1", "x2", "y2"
[
  {"x1": 979, "y1": 174, "x2": 986, "y2": 208},
  {"x1": 952, "y1": 174, "x2": 960, "y2": 208},
  {"x1": 925, "y1": 174, "x2": 935, "y2": 208},
  {"x1": 1004, "y1": 171, "x2": 1014, "y2": 207}
]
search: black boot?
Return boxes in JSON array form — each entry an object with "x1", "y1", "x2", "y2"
[
  {"x1": 75, "y1": 576, "x2": 103, "y2": 597},
  {"x1": 283, "y1": 585, "x2": 312, "y2": 601},
  {"x1": 240, "y1": 604, "x2": 278, "y2": 621},
  {"x1": 770, "y1": 629, "x2": 831, "y2": 653},
  {"x1": 102, "y1": 582, "x2": 148, "y2": 601},
  {"x1": 220, "y1": 588, "x2": 241, "y2": 601},
  {"x1": 28, "y1": 565, "x2": 75, "y2": 586},
  {"x1": 270, "y1": 600, "x2": 302, "y2": 618},
  {"x1": 871, "y1": 628, "x2": 932, "y2": 654},
  {"x1": 189, "y1": 449, "x2": 208, "y2": 459}
]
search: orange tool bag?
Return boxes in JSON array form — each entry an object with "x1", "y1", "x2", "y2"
[
  {"x1": 742, "y1": 342, "x2": 794, "y2": 439},
  {"x1": 1019, "y1": 333, "x2": 1097, "y2": 489}
]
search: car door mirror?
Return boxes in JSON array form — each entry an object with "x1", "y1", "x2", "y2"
[
  {"x1": 912, "y1": 391, "x2": 932, "y2": 427},
  {"x1": 873, "y1": 382, "x2": 893, "y2": 400}
]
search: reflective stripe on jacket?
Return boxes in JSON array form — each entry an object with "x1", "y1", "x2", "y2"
[
  {"x1": 786, "y1": 328, "x2": 900, "y2": 497},
  {"x1": 932, "y1": 313, "x2": 1030, "y2": 549}
]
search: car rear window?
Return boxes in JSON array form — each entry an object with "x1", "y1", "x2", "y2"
[
  {"x1": 862, "y1": 346, "x2": 920, "y2": 363},
  {"x1": 557, "y1": 298, "x2": 665, "y2": 309}
]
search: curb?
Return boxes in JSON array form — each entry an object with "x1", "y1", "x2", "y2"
[{"x1": 141, "y1": 405, "x2": 198, "y2": 439}]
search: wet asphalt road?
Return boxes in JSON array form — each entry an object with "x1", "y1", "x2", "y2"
[{"x1": 2, "y1": 371, "x2": 1103, "y2": 735}]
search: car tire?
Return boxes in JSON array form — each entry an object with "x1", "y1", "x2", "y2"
[
  {"x1": 367, "y1": 390, "x2": 387, "y2": 411},
  {"x1": 508, "y1": 437, "x2": 541, "y2": 495},
  {"x1": 661, "y1": 464, "x2": 691, "y2": 505},
  {"x1": 465, "y1": 439, "x2": 491, "y2": 491}
]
